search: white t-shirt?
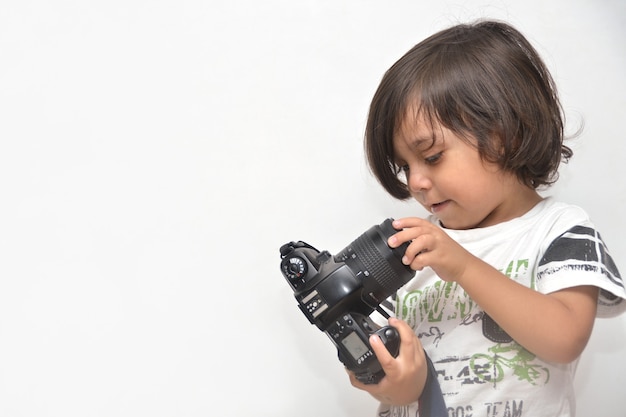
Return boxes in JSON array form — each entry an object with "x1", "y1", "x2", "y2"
[{"x1": 377, "y1": 198, "x2": 626, "y2": 417}]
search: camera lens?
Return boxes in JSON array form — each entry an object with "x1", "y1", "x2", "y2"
[{"x1": 337, "y1": 218, "x2": 415, "y2": 306}]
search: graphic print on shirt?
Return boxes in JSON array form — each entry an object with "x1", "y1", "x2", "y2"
[
  {"x1": 468, "y1": 342, "x2": 550, "y2": 387},
  {"x1": 397, "y1": 280, "x2": 480, "y2": 334},
  {"x1": 395, "y1": 277, "x2": 549, "y2": 390},
  {"x1": 392, "y1": 255, "x2": 550, "y2": 417}
]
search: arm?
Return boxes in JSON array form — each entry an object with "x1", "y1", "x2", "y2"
[{"x1": 389, "y1": 217, "x2": 598, "y2": 364}]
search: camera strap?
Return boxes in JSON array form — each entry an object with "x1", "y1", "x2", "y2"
[{"x1": 419, "y1": 351, "x2": 447, "y2": 417}]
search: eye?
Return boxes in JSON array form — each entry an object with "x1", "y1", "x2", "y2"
[
  {"x1": 393, "y1": 163, "x2": 409, "y2": 176},
  {"x1": 425, "y1": 152, "x2": 442, "y2": 165},
  {"x1": 396, "y1": 164, "x2": 409, "y2": 175}
]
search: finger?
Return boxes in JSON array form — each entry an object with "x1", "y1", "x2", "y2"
[
  {"x1": 388, "y1": 226, "x2": 424, "y2": 249},
  {"x1": 399, "y1": 236, "x2": 432, "y2": 270},
  {"x1": 392, "y1": 318, "x2": 428, "y2": 380},
  {"x1": 369, "y1": 334, "x2": 395, "y2": 368},
  {"x1": 405, "y1": 234, "x2": 430, "y2": 259},
  {"x1": 388, "y1": 218, "x2": 428, "y2": 247},
  {"x1": 389, "y1": 317, "x2": 422, "y2": 355},
  {"x1": 392, "y1": 217, "x2": 427, "y2": 229}
]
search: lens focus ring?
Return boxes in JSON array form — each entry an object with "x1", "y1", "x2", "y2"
[{"x1": 351, "y1": 234, "x2": 398, "y2": 293}]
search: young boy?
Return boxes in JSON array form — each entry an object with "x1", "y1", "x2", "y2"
[{"x1": 349, "y1": 20, "x2": 626, "y2": 416}]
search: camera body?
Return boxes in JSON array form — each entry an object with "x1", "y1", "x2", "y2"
[{"x1": 279, "y1": 218, "x2": 415, "y2": 384}]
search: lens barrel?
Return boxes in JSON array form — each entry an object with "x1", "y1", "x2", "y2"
[{"x1": 337, "y1": 218, "x2": 415, "y2": 306}]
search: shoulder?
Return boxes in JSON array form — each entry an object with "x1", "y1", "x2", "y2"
[
  {"x1": 529, "y1": 198, "x2": 594, "y2": 243},
  {"x1": 535, "y1": 198, "x2": 604, "y2": 267},
  {"x1": 535, "y1": 198, "x2": 591, "y2": 225}
]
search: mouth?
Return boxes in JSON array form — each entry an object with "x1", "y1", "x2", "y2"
[{"x1": 430, "y1": 200, "x2": 450, "y2": 213}]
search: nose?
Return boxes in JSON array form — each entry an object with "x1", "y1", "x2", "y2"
[{"x1": 406, "y1": 166, "x2": 431, "y2": 193}]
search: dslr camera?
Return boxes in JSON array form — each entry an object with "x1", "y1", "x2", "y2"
[{"x1": 279, "y1": 218, "x2": 415, "y2": 384}]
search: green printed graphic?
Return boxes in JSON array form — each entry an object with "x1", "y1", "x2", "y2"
[
  {"x1": 397, "y1": 281, "x2": 479, "y2": 327},
  {"x1": 470, "y1": 343, "x2": 550, "y2": 387}
]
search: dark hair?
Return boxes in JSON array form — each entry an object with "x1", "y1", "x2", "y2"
[{"x1": 365, "y1": 20, "x2": 573, "y2": 200}]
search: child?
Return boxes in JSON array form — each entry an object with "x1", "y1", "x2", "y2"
[{"x1": 348, "y1": 20, "x2": 626, "y2": 416}]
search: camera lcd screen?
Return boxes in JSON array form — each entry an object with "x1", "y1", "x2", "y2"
[{"x1": 341, "y1": 331, "x2": 370, "y2": 361}]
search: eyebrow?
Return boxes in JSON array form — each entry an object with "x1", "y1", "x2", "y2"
[
  {"x1": 392, "y1": 135, "x2": 438, "y2": 167},
  {"x1": 408, "y1": 134, "x2": 438, "y2": 151}
]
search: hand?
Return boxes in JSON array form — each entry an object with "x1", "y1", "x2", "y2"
[
  {"x1": 348, "y1": 317, "x2": 428, "y2": 406},
  {"x1": 388, "y1": 217, "x2": 476, "y2": 283}
]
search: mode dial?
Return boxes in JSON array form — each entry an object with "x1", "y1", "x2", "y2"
[{"x1": 281, "y1": 256, "x2": 307, "y2": 281}]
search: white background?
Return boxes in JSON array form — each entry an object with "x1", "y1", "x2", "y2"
[{"x1": 0, "y1": 0, "x2": 624, "y2": 416}]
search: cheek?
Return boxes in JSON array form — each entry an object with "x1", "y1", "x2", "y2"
[{"x1": 445, "y1": 163, "x2": 498, "y2": 200}]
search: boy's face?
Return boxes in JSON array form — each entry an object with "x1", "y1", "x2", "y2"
[{"x1": 393, "y1": 110, "x2": 540, "y2": 229}]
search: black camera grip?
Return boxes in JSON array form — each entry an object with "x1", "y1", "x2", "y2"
[
  {"x1": 327, "y1": 313, "x2": 399, "y2": 385},
  {"x1": 373, "y1": 325, "x2": 400, "y2": 358}
]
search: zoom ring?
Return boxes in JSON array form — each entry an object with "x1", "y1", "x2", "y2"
[{"x1": 352, "y1": 236, "x2": 397, "y2": 293}]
